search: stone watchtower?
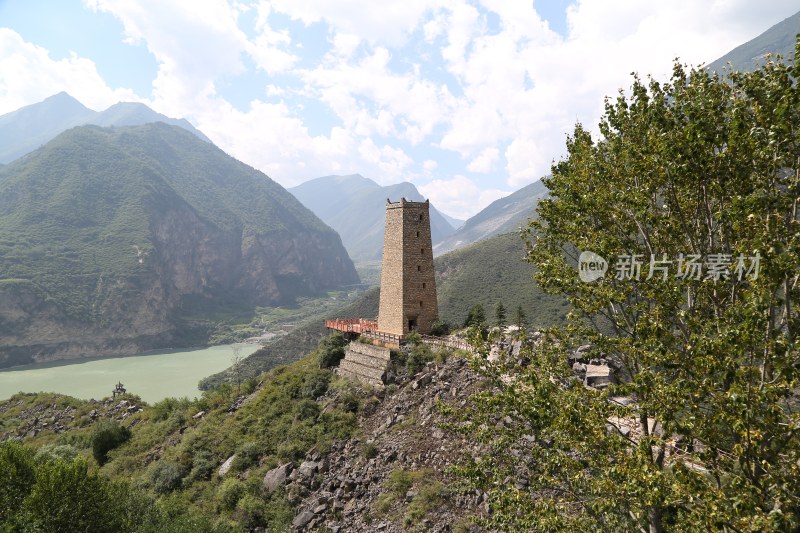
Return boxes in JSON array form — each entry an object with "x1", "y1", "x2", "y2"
[{"x1": 377, "y1": 198, "x2": 439, "y2": 336}]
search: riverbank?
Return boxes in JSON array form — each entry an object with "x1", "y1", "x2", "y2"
[{"x1": 0, "y1": 343, "x2": 259, "y2": 403}]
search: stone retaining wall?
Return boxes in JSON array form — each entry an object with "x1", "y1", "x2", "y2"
[{"x1": 336, "y1": 342, "x2": 391, "y2": 388}]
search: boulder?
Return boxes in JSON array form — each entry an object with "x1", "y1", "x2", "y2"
[
  {"x1": 298, "y1": 460, "x2": 318, "y2": 477},
  {"x1": 263, "y1": 463, "x2": 292, "y2": 493},
  {"x1": 292, "y1": 510, "x2": 315, "y2": 529},
  {"x1": 218, "y1": 454, "x2": 236, "y2": 477}
]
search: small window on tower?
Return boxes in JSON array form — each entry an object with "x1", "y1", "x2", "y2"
[
  {"x1": 422, "y1": 282, "x2": 426, "y2": 289},
  {"x1": 421, "y1": 248, "x2": 425, "y2": 254},
  {"x1": 417, "y1": 265, "x2": 421, "y2": 272},
  {"x1": 420, "y1": 301, "x2": 423, "y2": 307},
  {"x1": 416, "y1": 231, "x2": 420, "y2": 238},
  {"x1": 419, "y1": 214, "x2": 424, "y2": 221}
]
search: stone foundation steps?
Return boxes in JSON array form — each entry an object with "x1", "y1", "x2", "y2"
[
  {"x1": 337, "y1": 360, "x2": 386, "y2": 388},
  {"x1": 336, "y1": 342, "x2": 392, "y2": 389},
  {"x1": 342, "y1": 352, "x2": 390, "y2": 370}
]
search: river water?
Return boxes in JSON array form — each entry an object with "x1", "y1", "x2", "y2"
[{"x1": 0, "y1": 343, "x2": 260, "y2": 404}]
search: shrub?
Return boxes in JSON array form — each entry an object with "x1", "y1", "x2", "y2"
[
  {"x1": 185, "y1": 457, "x2": 214, "y2": 484},
  {"x1": 149, "y1": 461, "x2": 186, "y2": 494},
  {"x1": 317, "y1": 332, "x2": 347, "y2": 368},
  {"x1": 405, "y1": 331, "x2": 422, "y2": 346},
  {"x1": 217, "y1": 478, "x2": 245, "y2": 511},
  {"x1": 0, "y1": 442, "x2": 35, "y2": 523},
  {"x1": 339, "y1": 392, "x2": 360, "y2": 413},
  {"x1": 231, "y1": 442, "x2": 261, "y2": 472},
  {"x1": 35, "y1": 444, "x2": 78, "y2": 463},
  {"x1": 362, "y1": 442, "x2": 378, "y2": 459},
  {"x1": 404, "y1": 481, "x2": 448, "y2": 526},
  {"x1": 429, "y1": 320, "x2": 451, "y2": 336},
  {"x1": 151, "y1": 397, "x2": 192, "y2": 422},
  {"x1": 301, "y1": 370, "x2": 331, "y2": 400},
  {"x1": 407, "y1": 344, "x2": 433, "y2": 375},
  {"x1": 91, "y1": 420, "x2": 131, "y2": 465},
  {"x1": 294, "y1": 399, "x2": 320, "y2": 420},
  {"x1": 463, "y1": 304, "x2": 486, "y2": 328},
  {"x1": 234, "y1": 493, "x2": 267, "y2": 528}
]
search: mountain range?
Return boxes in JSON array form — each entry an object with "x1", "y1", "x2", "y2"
[
  {"x1": 706, "y1": 10, "x2": 799, "y2": 73},
  {"x1": 0, "y1": 92, "x2": 210, "y2": 164},
  {"x1": 433, "y1": 178, "x2": 548, "y2": 256},
  {"x1": 0, "y1": 122, "x2": 357, "y2": 368},
  {"x1": 289, "y1": 174, "x2": 457, "y2": 262}
]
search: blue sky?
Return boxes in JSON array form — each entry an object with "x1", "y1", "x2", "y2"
[{"x1": 1, "y1": 1, "x2": 798, "y2": 219}]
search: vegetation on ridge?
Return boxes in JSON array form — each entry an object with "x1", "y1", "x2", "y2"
[{"x1": 453, "y1": 41, "x2": 800, "y2": 531}]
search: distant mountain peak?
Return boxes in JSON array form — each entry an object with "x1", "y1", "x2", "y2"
[
  {"x1": 290, "y1": 175, "x2": 457, "y2": 262},
  {"x1": 0, "y1": 93, "x2": 211, "y2": 163}
]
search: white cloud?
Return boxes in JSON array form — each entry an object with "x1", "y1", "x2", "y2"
[
  {"x1": 297, "y1": 45, "x2": 455, "y2": 145},
  {"x1": 419, "y1": 174, "x2": 509, "y2": 219},
  {"x1": 0, "y1": 29, "x2": 138, "y2": 114},
  {"x1": 357, "y1": 137, "x2": 413, "y2": 183},
  {"x1": 269, "y1": 0, "x2": 439, "y2": 45},
  {"x1": 4, "y1": 0, "x2": 800, "y2": 215},
  {"x1": 467, "y1": 147, "x2": 498, "y2": 173}
]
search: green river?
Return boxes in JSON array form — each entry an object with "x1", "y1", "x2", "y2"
[{"x1": 0, "y1": 343, "x2": 260, "y2": 403}]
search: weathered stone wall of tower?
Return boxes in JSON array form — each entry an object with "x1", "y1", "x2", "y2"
[{"x1": 377, "y1": 198, "x2": 439, "y2": 336}]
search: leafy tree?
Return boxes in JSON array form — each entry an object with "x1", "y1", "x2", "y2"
[
  {"x1": 317, "y1": 331, "x2": 348, "y2": 368},
  {"x1": 513, "y1": 305, "x2": 526, "y2": 330},
  {"x1": 91, "y1": 419, "x2": 131, "y2": 465},
  {"x1": 453, "y1": 42, "x2": 800, "y2": 532},
  {"x1": 494, "y1": 302, "x2": 507, "y2": 329},
  {"x1": 148, "y1": 461, "x2": 186, "y2": 494},
  {"x1": 0, "y1": 441, "x2": 35, "y2": 525},
  {"x1": 463, "y1": 304, "x2": 486, "y2": 328},
  {"x1": 429, "y1": 319, "x2": 451, "y2": 336}
]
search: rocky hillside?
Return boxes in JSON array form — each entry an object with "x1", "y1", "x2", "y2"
[
  {"x1": 285, "y1": 355, "x2": 487, "y2": 532},
  {"x1": 0, "y1": 332, "x2": 502, "y2": 531},
  {"x1": 0, "y1": 123, "x2": 358, "y2": 368}
]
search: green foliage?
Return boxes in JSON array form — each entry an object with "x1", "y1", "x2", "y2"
[
  {"x1": 231, "y1": 442, "x2": 262, "y2": 472},
  {"x1": 429, "y1": 319, "x2": 450, "y2": 336},
  {"x1": 513, "y1": 305, "x2": 526, "y2": 329},
  {"x1": 0, "y1": 441, "x2": 35, "y2": 524},
  {"x1": 437, "y1": 232, "x2": 569, "y2": 330},
  {"x1": 294, "y1": 398, "x2": 321, "y2": 420},
  {"x1": 404, "y1": 330, "x2": 422, "y2": 346},
  {"x1": 34, "y1": 444, "x2": 79, "y2": 463},
  {"x1": 148, "y1": 461, "x2": 186, "y2": 494},
  {"x1": 377, "y1": 468, "x2": 446, "y2": 527},
  {"x1": 463, "y1": 304, "x2": 485, "y2": 328},
  {"x1": 362, "y1": 441, "x2": 378, "y2": 459},
  {"x1": 0, "y1": 441, "x2": 167, "y2": 532},
  {"x1": 317, "y1": 331, "x2": 348, "y2": 368},
  {"x1": 404, "y1": 480, "x2": 448, "y2": 527},
  {"x1": 184, "y1": 456, "x2": 214, "y2": 484},
  {"x1": 406, "y1": 343, "x2": 434, "y2": 375},
  {"x1": 151, "y1": 396, "x2": 192, "y2": 422},
  {"x1": 300, "y1": 369, "x2": 331, "y2": 400},
  {"x1": 457, "y1": 42, "x2": 800, "y2": 532},
  {"x1": 91, "y1": 419, "x2": 131, "y2": 465},
  {"x1": 217, "y1": 478, "x2": 245, "y2": 511},
  {"x1": 494, "y1": 302, "x2": 506, "y2": 328}
]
